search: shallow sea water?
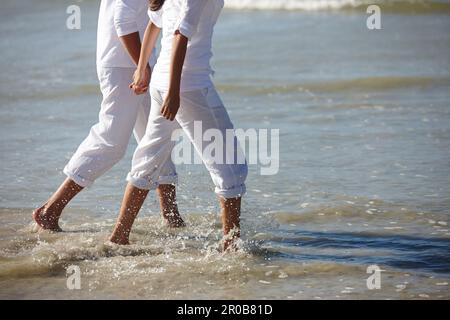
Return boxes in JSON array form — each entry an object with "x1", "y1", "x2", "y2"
[{"x1": 0, "y1": 0, "x2": 449, "y2": 299}]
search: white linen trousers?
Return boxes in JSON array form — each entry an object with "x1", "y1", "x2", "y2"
[
  {"x1": 127, "y1": 86, "x2": 247, "y2": 199},
  {"x1": 63, "y1": 67, "x2": 178, "y2": 188}
]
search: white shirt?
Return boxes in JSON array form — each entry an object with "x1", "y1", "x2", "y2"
[
  {"x1": 149, "y1": 0, "x2": 224, "y2": 92},
  {"x1": 97, "y1": 0, "x2": 157, "y2": 68}
]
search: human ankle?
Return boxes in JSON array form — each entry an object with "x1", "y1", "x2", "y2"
[{"x1": 43, "y1": 202, "x2": 64, "y2": 217}]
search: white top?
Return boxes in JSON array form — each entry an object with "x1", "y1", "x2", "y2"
[
  {"x1": 149, "y1": 0, "x2": 224, "y2": 92},
  {"x1": 97, "y1": 0, "x2": 157, "y2": 68}
]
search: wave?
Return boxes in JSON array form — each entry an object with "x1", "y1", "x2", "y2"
[
  {"x1": 271, "y1": 201, "x2": 449, "y2": 225},
  {"x1": 224, "y1": 0, "x2": 450, "y2": 13},
  {"x1": 217, "y1": 76, "x2": 450, "y2": 95},
  {"x1": 1, "y1": 84, "x2": 100, "y2": 102},
  {"x1": 7, "y1": 76, "x2": 448, "y2": 101}
]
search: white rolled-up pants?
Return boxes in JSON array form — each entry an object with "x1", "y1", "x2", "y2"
[
  {"x1": 127, "y1": 86, "x2": 248, "y2": 199},
  {"x1": 63, "y1": 67, "x2": 177, "y2": 187}
]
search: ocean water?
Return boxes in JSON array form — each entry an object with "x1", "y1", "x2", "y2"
[{"x1": 1, "y1": 0, "x2": 450, "y2": 299}]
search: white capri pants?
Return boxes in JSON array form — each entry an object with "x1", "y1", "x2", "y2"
[
  {"x1": 64, "y1": 67, "x2": 177, "y2": 187},
  {"x1": 127, "y1": 86, "x2": 248, "y2": 199}
]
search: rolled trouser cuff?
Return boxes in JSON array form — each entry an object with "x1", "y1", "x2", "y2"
[
  {"x1": 126, "y1": 173, "x2": 178, "y2": 190},
  {"x1": 215, "y1": 184, "x2": 246, "y2": 199},
  {"x1": 157, "y1": 173, "x2": 178, "y2": 185},
  {"x1": 63, "y1": 166, "x2": 94, "y2": 188}
]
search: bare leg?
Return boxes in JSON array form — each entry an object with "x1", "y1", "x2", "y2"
[
  {"x1": 109, "y1": 183, "x2": 149, "y2": 245},
  {"x1": 220, "y1": 197, "x2": 241, "y2": 251},
  {"x1": 32, "y1": 178, "x2": 84, "y2": 231},
  {"x1": 157, "y1": 184, "x2": 185, "y2": 228}
]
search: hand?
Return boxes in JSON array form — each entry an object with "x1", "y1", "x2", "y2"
[
  {"x1": 161, "y1": 91, "x2": 180, "y2": 121},
  {"x1": 129, "y1": 66, "x2": 150, "y2": 95}
]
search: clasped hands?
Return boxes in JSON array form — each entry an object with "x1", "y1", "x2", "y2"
[{"x1": 129, "y1": 66, "x2": 180, "y2": 121}]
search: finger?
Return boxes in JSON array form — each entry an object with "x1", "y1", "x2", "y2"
[
  {"x1": 169, "y1": 112, "x2": 176, "y2": 121},
  {"x1": 170, "y1": 106, "x2": 179, "y2": 121},
  {"x1": 162, "y1": 104, "x2": 169, "y2": 116},
  {"x1": 164, "y1": 109, "x2": 171, "y2": 120},
  {"x1": 163, "y1": 108, "x2": 170, "y2": 119},
  {"x1": 135, "y1": 87, "x2": 145, "y2": 95},
  {"x1": 133, "y1": 84, "x2": 146, "y2": 92}
]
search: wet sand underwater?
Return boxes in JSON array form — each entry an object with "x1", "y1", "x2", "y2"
[{"x1": 1, "y1": 206, "x2": 449, "y2": 299}]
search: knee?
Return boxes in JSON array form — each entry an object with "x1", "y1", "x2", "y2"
[{"x1": 103, "y1": 143, "x2": 128, "y2": 165}]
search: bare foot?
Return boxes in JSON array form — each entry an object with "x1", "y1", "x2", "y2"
[
  {"x1": 223, "y1": 238, "x2": 239, "y2": 252},
  {"x1": 32, "y1": 205, "x2": 62, "y2": 232},
  {"x1": 109, "y1": 234, "x2": 130, "y2": 245},
  {"x1": 163, "y1": 211, "x2": 186, "y2": 228},
  {"x1": 222, "y1": 228, "x2": 241, "y2": 252}
]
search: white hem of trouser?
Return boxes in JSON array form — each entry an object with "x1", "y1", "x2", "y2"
[
  {"x1": 157, "y1": 174, "x2": 178, "y2": 186},
  {"x1": 127, "y1": 173, "x2": 178, "y2": 190},
  {"x1": 63, "y1": 167, "x2": 94, "y2": 188},
  {"x1": 215, "y1": 184, "x2": 246, "y2": 199}
]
